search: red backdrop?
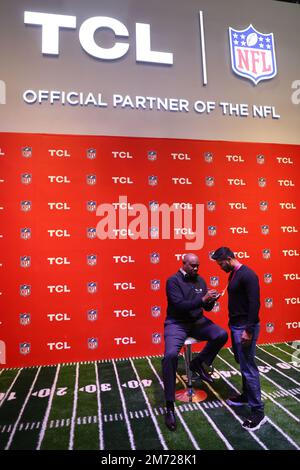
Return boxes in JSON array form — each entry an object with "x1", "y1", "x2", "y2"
[{"x1": 0, "y1": 132, "x2": 299, "y2": 368}]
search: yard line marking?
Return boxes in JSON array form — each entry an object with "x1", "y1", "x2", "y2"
[
  {"x1": 254, "y1": 349, "x2": 300, "y2": 386},
  {"x1": 265, "y1": 416, "x2": 300, "y2": 449},
  {"x1": 130, "y1": 359, "x2": 168, "y2": 450},
  {"x1": 206, "y1": 377, "x2": 268, "y2": 449},
  {"x1": 258, "y1": 346, "x2": 300, "y2": 373},
  {"x1": 271, "y1": 344, "x2": 300, "y2": 365},
  {"x1": 218, "y1": 355, "x2": 300, "y2": 424},
  {"x1": 0, "y1": 369, "x2": 22, "y2": 408},
  {"x1": 112, "y1": 360, "x2": 136, "y2": 450},
  {"x1": 5, "y1": 367, "x2": 41, "y2": 450},
  {"x1": 68, "y1": 362, "x2": 79, "y2": 450},
  {"x1": 36, "y1": 364, "x2": 60, "y2": 450},
  {"x1": 95, "y1": 363, "x2": 104, "y2": 450},
  {"x1": 227, "y1": 348, "x2": 300, "y2": 404},
  {"x1": 194, "y1": 401, "x2": 234, "y2": 450},
  {"x1": 148, "y1": 358, "x2": 200, "y2": 450},
  {"x1": 285, "y1": 342, "x2": 300, "y2": 351}
]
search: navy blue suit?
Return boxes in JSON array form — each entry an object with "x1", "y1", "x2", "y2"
[{"x1": 162, "y1": 270, "x2": 228, "y2": 402}]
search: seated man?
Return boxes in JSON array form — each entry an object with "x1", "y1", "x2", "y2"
[{"x1": 162, "y1": 253, "x2": 228, "y2": 431}]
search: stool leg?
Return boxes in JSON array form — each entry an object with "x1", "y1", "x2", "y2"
[{"x1": 184, "y1": 345, "x2": 193, "y2": 398}]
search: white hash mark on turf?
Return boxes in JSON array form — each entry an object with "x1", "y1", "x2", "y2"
[
  {"x1": 36, "y1": 364, "x2": 61, "y2": 450},
  {"x1": 5, "y1": 367, "x2": 41, "y2": 450},
  {"x1": 95, "y1": 363, "x2": 104, "y2": 450},
  {"x1": 112, "y1": 360, "x2": 136, "y2": 450},
  {"x1": 0, "y1": 369, "x2": 23, "y2": 408}
]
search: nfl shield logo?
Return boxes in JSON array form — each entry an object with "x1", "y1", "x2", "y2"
[
  {"x1": 258, "y1": 177, "x2": 267, "y2": 188},
  {"x1": 87, "y1": 309, "x2": 98, "y2": 321},
  {"x1": 88, "y1": 338, "x2": 98, "y2": 349},
  {"x1": 266, "y1": 322, "x2": 274, "y2": 333},
  {"x1": 229, "y1": 24, "x2": 277, "y2": 85},
  {"x1": 257, "y1": 154, "x2": 265, "y2": 164},
  {"x1": 151, "y1": 280, "x2": 160, "y2": 291},
  {"x1": 264, "y1": 273, "x2": 272, "y2": 284},
  {"x1": 207, "y1": 201, "x2": 216, "y2": 211},
  {"x1": 87, "y1": 175, "x2": 97, "y2": 185},
  {"x1": 21, "y1": 200, "x2": 32, "y2": 211},
  {"x1": 150, "y1": 252, "x2": 160, "y2": 264},
  {"x1": 20, "y1": 342, "x2": 31, "y2": 354},
  {"x1": 208, "y1": 225, "x2": 217, "y2": 236},
  {"x1": 206, "y1": 176, "x2": 215, "y2": 187},
  {"x1": 204, "y1": 152, "x2": 213, "y2": 163},
  {"x1": 151, "y1": 306, "x2": 161, "y2": 318},
  {"x1": 87, "y1": 282, "x2": 97, "y2": 294},
  {"x1": 213, "y1": 302, "x2": 220, "y2": 313},
  {"x1": 22, "y1": 146, "x2": 32, "y2": 158},
  {"x1": 87, "y1": 148, "x2": 96, "y2": 159},
  {"x1": 262, "y1": 249, "x2": 271, "y2": 259},
  {"x1": 265, "y1": 298, "x2": 273, "y2": 308},
  {"x1": 149, "y1": 201, "x2": 159, "y2": 211},
  {"x1": 148, "y1": 175, "x2": 158, "y2": 186},
  {"x1": 210, "y1": 276, "x2": 219, "y2": 287},
  {"x1": 87, "y1": 255, "x2": 97, "y2": 266},
  {"x1": 208, "y1": 251, "x2": 215, "y2": 260},
  {"x1": 21, "y1": 173, "x2": 32, "y2": 184},
  {"x1": 21, "y1": 228, "x2": 31, "y2": 240},
  {"x1": 20, "y1": 313, "x2": 31, "y2": 326},
  {"x1": 20, "y1": 284, "x2": 31, "y2": 296},
  {"x1": 20, "y1": 256, "x2": 31, "y2": 268},
  {"x1": 150, "y1": 227, "x2": 159, "y2": 239},
  {"x1": 260, "y1": 201, "x2": 268, "y2": 211},
  {"x1": 261, "y1": 225, "x2": 269, "y2": 235},
  {"x1": 148, "y1": 150, "x2": 157, "y2": 161},
  {"x1": 87, "y1": 228, "x2": 97, "y2": 239},
  {"x1": 87, "y1": 201, "x2": 97, "y2": 212},
  {"x1": 152, "y1": 333, "x2": 161, "y2": 344}
]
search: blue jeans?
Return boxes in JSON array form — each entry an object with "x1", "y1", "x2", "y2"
[{"x1": 230, "y1": 323, "x2": 264, "y2": 415}]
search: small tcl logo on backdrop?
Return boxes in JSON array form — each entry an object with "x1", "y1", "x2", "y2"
[{"x1": 286, "y1": 322, "x2": 300, "y2": 329}]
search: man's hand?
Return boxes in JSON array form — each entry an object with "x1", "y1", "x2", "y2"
[
  {"x1": 202, "y1": 289, "x2": 219, "y2": 303},
  {"x1": 241, "y1": 330, "x2": 253, "y2": 345}
]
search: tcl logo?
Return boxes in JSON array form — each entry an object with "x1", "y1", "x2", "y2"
[
  {"x1": 286, "y1": 322, "x2": 300, "y2": 329},
  {"x1": 227, "y1": 179, "x2": 246, "y2": 185},
  {"x1": 113, "y1": 282, "x2": 136, "y2": 290},
  {"x1": 48, "y1": 202, "x2": 71, "y2": 210},
  {"x1": 114, "y1": 309, "x2": 136, "y2": 317},
  {"x1": 279, "y1": 203, "x2": 297, "y2": 209},
  {"x1": 281, "y1": 226, "x2": 298, "y2": 233},
  {"x1": 47, "y1": 342, "x2": 71, "y2": 350},
  {"x1": 47, "y1": 285, "x2": 71, "y2": 293},
  {"x1": 48, "y1": 176, "x2": 71, "y2": 183},
  {"x1": 278, "y1": 180, "x2": 295, "y2": 186},
  {"x1": 276, "y1": 157, "x2": 294, "y2": 164},
  {"x1": 173, "y1": 203, "x2": 193, "y2": 209},
  {"x1": 171, "y1": 153, "x2": 191, "y2": 160},
  {"x1": 225, "y1": 155, "x2": 245, "y2": 162},
  {"x1": 112, "y1": 151, "x2": 133, "y2": 159},
  {"x1": 172, "y1": 177, "x2": 192, "y2": 185},
  {"x1": 283, "y1": 274, "x2": 300, "y2": 280},
  {"x1": 113, "y1": 256, "x2": 135, "y2": 263},
  {"x1": 48, "y1": 229, "x2": 71, "y2": 237},
  {"x1": 112, "y1": 177, "x2": 134, "y2": 184},
  {"x1": 47, "y1": 313, "x2": 71, "y2": 321},
  {"x1": 47, "y1": 257, "x2": 71, "y2": 265},
  {"x1": 282, "y1": 250, "x2": 300, "y2": 257},
  {"x1": 228, "y1": 203, "x2": 247, "y2": 210},
  {"x1": 234, "y1": 251, "x2": 250, "y2": 259},
  {"x1": 48, "y1": 149, "x2": 71, "y2": 157},
  {"x1": 114, "y1": 337, "x2": 137, "y2": 345},
  {"x1": 229, "y1": 227, "x2": 248, "y2": 234},
  {"x1": 285, "y1": 298, "x2": 300, "y2": 305},
  {"x1": 175, "y1": 254, "x2": 185, "y2": 261}
]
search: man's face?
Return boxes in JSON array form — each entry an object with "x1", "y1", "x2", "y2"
[
  {"x1": 183, "y1": 256, "x2": 199, "y2": 278},
  {"x1": 216, "y1": 258, "x2": 234, "y2": 273}
]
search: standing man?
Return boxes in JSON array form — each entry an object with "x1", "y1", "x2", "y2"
[
  {"x1": 211, "y1": 247, "x2": 266, "y2": 431},
  {"x1": 162, "y1": 253, "x2": 228, "y2": 431}
]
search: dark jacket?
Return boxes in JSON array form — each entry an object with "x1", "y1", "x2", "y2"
[{"x1": 166, "y1": 270, "x2": 214, "y2": 322}]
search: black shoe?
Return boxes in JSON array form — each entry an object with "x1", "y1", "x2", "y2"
[
  {"x1": 226, "y1": 393, "x2": 248, "y2": 406},
  {"x1": 242, "y1": 414, "x2": 267, "y2": 431},
  {"x1": 190, "y1": 360, "x2": 214, "y2": 384},
  {"x1": 165, "y1": 408, "x2": 177, "y2": 431}
]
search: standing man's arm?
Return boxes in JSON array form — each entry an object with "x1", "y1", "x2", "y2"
[{"x1": 241, "y1": 272, "x2": 260, "y2": 344}]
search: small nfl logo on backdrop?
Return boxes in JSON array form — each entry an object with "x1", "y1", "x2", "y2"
[
  {"x1": 261, "y1": 225, "x2": 270, "y2": 235},
  {"x1": 208, "y1": 226, "x2": 217, "y2": 236},
  {"x1": 151, "y1": 306, "x2": 161, "y2": 318},
  {"x1": 20, "y1": 284, "x2": 31, "y2": 296},
  {"x1": 149, "y1": 201, "x2": 159, "y2": 211},
  {"x1": 262, "y1": 249, "x2": 271, "y2": 259},
  {"x1": 22, "y1": 146, "x2": 32, "y2": 158},
  {"x1": 264, "y1": 273, "x2": 272, "y2": 284},
  {"x1": 265, "y1": 298, "x2": 273, "y2": 308},
  {"x1": 206, "y1": 176, "x2": 215, "y2": 187},
  {"x1": 152, "y1": 333, "x2": 161, "y2": 344},
  {"x1": 21, "y1": 200, "x2": 32, "y2": 211},
  {"x1": 21, "y1": 228, "x2": 31, "y2": 240},
  {"x1": 151, "y1": 280, "x2": 160, "y2": 291},
  {"x1": 266, "y1": 322, "x2": 274, "y2": 333},
  {"x1": 150, "y1": 252, "x2": 160, "y2": 264},
  {"x1": 207, "y1": 201, "x2": 216, "y2": 211},
  {"x1": 87, "y1": 148, "x2": 96, "y2": 159},
  {"x1": 148, "y1": 150, "x2": 157, "y2": 161},
  {"x1": 20, "y1": 256, "x2": 31, "y2": 268},
  {"x1": 87, "y1": 255, "x2": 97, "y2": 266},
  {"x1": 210, "y1": 276, "x2": 219, "y2": 287},
  {"x1": 87, "y1": 228, "x2": 97, "y2": 239},
  {"x1": 20, "y1": 313, "x2": 31, "y2": 326},
  {"x1": 148, "y1": 175, "x2": 158, "y2": 186},
  {"x1": 88, "y1": 338, "x2": 98, "y2": 349},
  {"x1": 87, "y1": 309, "x2": 98, "y2": 321},
  {"x1": 21, "y1": 173, "x2": 32, "y2": 184},
  {"x1": 87, "y1": 282, "x2": 98, "y2": 294},
  {"x1": 20, "y1": 342, "x2": 31, "y2": 354},
  {"x1": 204, "y1": 152, "x2": 214, "y2": 163},
  {"x1": 87, "y1": 174, "x2": 97, "y2": 185},
  {"x1": 256, "y1": 154, "x2": 265, "y2": 164}
]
